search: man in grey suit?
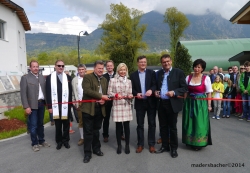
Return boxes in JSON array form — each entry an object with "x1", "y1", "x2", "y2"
[{"x1": 20, "y1": 60, "x2": 50, "y2": 152}]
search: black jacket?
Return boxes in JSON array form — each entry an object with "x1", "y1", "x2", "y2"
[
  {"x1": 156, "y1": 68, "x2": 187, "y2": 113},
  {"x1": 130, "y1": 69, "x2": 157, "y2": 109}
]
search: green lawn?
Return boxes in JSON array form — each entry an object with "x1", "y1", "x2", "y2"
[{"x1": 0, "y1": 106, "x2": 50, "y2": 140}]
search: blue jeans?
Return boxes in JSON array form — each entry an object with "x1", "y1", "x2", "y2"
[
  {"x1": 242, "y1": 94, "x2": 250, "y2": 117},
  {"x1": 29, "y1": 101, "x2": 45, "y2": 146},
  {"x1": 49, "y1": 113, "x2": 54, "y2": 122},
  {"x1": 223, "y1": 95, "x2": 231, "y2": 115}
]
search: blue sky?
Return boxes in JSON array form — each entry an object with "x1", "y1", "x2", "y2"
[{"x1": 12, "y1": 0, "x2": 250, "y2": 35}]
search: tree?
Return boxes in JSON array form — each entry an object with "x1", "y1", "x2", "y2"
[
  {"x1": 174, "y1": 44, "x2": 192, "y2": 76},
  {"x1": 97, "y1": 3, "x2": 147, "y2": 73},
  {"x1": 164, "y1": 7, "x2": 190, "y2": 63}
]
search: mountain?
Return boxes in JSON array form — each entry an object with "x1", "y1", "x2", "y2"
[{"x1": 25, "y1": 11, "x2": 250, "y2": 55}]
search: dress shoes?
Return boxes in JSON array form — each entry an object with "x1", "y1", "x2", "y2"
[
  {"x1": 117, "y1": 145, "x2": 122, "y2": 154},
  {"x1": 136, "y1": 146, "x2": 144, "y2": 153},
  {"x1": 149, "y1": 146, "x2": 156, "y2": 153},
  {"x1": 103, "y1": 137, "x2": 109, "y2": 143},
  {"x1": 64, "y1": 142, "x2": 70, "y2": 149},
  {"x1": 83, "y1": 156, "x2": 92, "y2": 163},
  {"x1": 93, "y1": 150, "x2": 104, "y2": 156},
  {"x1": 155, "y1": 147, "x2": 170, "y2": 154},
  {"x1": 171, "y1": 150, "x2": 178, "y2": 158},
  {"x1": 56, "y1": 142, "x2": 62, "y2": 150},
  {"x1": 157, "y1": 138, "x2": 162, "y2": 144},
  {"x1": 125, "y1": 145, "x2": 130, "y2": 154}
]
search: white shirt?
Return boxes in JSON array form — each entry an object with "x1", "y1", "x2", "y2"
[
  {"x1": 185, "y1": 75, "x2": 213, "y2": 93},
  {"x1": 31, "y1": 71, "x2": 44, "y2": 100},
  {"x1": 77, "y1": 76, "x2": 83, "y2": 100},
  {"x1": 38, "y1": 83, "x2": 45, "y2": 100}
]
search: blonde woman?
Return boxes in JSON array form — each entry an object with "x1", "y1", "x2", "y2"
[
  {"x1": 212, "y1": 75, "x2": 224, "y2": 120},
  {"x1": 107, "y1": 63, "x2": 133, "y2": 154}
]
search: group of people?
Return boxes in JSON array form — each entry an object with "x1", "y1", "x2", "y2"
[
  {"x1": 208, "y1": 63, "x2": 250, "y2": 121},
  {"x1": 20, "y1": 55, "x2": 249, "y2": 163},
  {"x1": 78, "y1": 55, "x2": 187, "y2": 163}
]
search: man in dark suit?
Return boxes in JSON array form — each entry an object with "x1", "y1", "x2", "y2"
[
  {"x1": 230, "y1": 65, "x2": 239, "y2": 114},
  {"x1": 130, "y1": 55, "x2": 157, "y2": 153},
  {"x1": 20, "y1": 60, "x2": 50, "y2": 152},
  {"x1": 46, "y1": 60, "x2": 72, "y2": 150},
  {"x1": 102, "y1": 60, "x2": 115, "y2": 142},
  {"x1": 155, "y1": 54, "x2": 187, "y2": 158}
]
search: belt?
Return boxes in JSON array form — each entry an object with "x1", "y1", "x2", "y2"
[{"x1": 38, "y1": 99, "x2": 44, "y2": 102}]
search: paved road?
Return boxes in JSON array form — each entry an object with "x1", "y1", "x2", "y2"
[{"x1": 0, "y1": 111, "x2": 249, "y2": 173}]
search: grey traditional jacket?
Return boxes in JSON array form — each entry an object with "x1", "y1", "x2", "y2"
[{"x1": 20, "y1": 72, "x2": 46, "y2": 109}]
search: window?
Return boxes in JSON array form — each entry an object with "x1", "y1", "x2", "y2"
[{"x1": 0, "y1": 20, "x2": 5, "y2": 39}]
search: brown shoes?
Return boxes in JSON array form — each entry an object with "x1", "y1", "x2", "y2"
[
  {"x1": 78, "y1": 139, "x2": 84, "y2": 146},
  {"x1": 157, "y1": 138, "x2": 162, "y2": 144},
  {"x1": 136, "y1": 146, "x2": 144, "y2": 153},
  {"x1": 103, "y1": 137, "x2": 109, "y2": 143},
  {"x1": 149, "y1": 146, "x2": 156, "y2": 153}
]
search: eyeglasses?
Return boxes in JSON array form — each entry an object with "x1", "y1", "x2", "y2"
[
  {"x1": 229, "y1": 70, "x2": 232, "y2": 71},
  {"x1": 57, "y1": 65, "x2": 65, "y2": 68}
]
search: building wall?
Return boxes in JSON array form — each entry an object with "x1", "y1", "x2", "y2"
[
  {"x1": 0, "y1": 90, "x2": 21, "y2": 113},
  {"x1": 0, "y1": 4, "x2": 27, "y2": 74}
]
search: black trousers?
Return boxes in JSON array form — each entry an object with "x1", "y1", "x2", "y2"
[
  {"x1": 116, "y1": 121, "x2": 130, "y2": 145},
  {"x1": 103, "y1": 103, "x2": 123, "y2": 138},
  {"x1": 136, "y1": 101, "x2": 156, "y2": 147},
  {"x1": 54, "y1": 119, "x2": 70, "y2": 144},
  {"x1": 82, "y1": 107, "x2": 103, "y2": 157},
  {"x1": 158, "y1": 99, "x2": 178, "y2": 150},
  {"x1": 230, "y1": 88, "x2": 236, "y2": 113}
]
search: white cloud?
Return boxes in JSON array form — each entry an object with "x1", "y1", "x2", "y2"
[
  {"x1": 13, "y1": 0, "x2": 37, "y2": 7},
  {"x1": 60, "y1": 0, "x2": 249, "y2": 20},
  {"x1": 23, "y1": 0, "x2": 250, "y2": 34},
  {"x1": 27, "y1": 16, "x2": 95, "y2": 35},
  {"x1": 154, "y1": 0, "x2": 248, "y2": 20}
]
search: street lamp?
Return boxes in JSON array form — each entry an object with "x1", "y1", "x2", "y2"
[{"x1": 77, "y1": 31, "x2": 89, "y2": 65}]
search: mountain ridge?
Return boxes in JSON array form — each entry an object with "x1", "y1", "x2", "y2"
[{"x1": 25, "y1": 10, "x2": 250, "y2": 55}]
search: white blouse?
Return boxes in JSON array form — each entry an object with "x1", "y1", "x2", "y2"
[{"x1": 185, "y1": 75, "x2": 213, "y2": 93}]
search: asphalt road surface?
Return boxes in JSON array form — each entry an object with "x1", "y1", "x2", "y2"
[{"x1": 0, "y1": 111, "x2": 249, "y2": 173}]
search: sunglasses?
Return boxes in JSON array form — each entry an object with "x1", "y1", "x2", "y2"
[
  {"x1": 57, "y1": 65, "x2": 65, "y2": 68},
  {"x1": 240, "y1": 68, "x2": 245, "y2": 70},
  {"x1": 229, "y1": 70, "x2": 232, "y2": 71}
]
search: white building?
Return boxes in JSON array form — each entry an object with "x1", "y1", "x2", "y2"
[{"x1": 0, "y1": 0, "x2": 31, "y2": 74}]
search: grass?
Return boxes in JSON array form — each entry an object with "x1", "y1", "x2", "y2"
[
  {"x1": 0, "y1": 128, "x2": 27, "y2": 140},
  {"x1": 0, "y1": 106, "x2": 50, "y2": 140}
]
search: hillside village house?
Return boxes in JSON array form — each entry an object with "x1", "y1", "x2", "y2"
[
  {"x1": 229, "y1": 1, "x2": 250, "y2": 64},
  {"x1": 0, "y1": 0, "x2": 30, "y2": 74},
  {"x1": 0, "y1": 0, "x2": 30, "y2": 113}
]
